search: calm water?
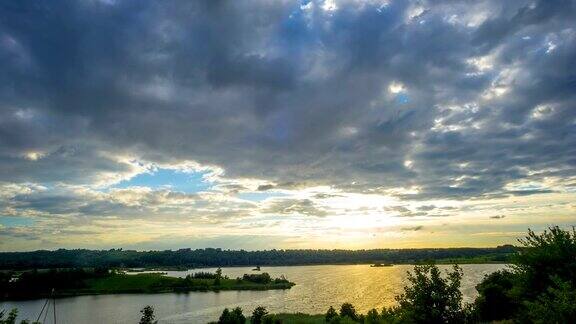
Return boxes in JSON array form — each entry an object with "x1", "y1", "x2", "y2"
[{"x1": 1, "y1": 264, "x2": 506, "y2": 324}]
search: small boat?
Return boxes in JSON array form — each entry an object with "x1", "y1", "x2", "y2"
[
  {"x1": 370, "y1": 263, "x2": 393, "y2": 267},
  {"x1": 252, "y1": 266, "x2": 261, "y2": 271}
]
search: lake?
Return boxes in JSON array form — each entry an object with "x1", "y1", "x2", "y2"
[{"x1": 0, "y1": 264, "x2": 506, "y2": 324}]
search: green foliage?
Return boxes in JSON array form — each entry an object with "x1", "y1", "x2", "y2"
[
  {"x1": 0, "y1": 309, "x2": 38, "y2": 324},
  {"x1": 215, "y1": 268, "x2": 223, "y2": 286},
  {"x1": 394, "y1": 264, "x2": 465, "y2": 324},
  {"x1": 242, "y1": 273, "x2": 272, "y2": 284},
  {"x1": 513, "y1": 226, "x2": 576, "y2": 299},
  {"x1": 339, "y1": 303, "x2": 357, "y2": 321},
  {"x1": 187, "y1": 271, "x2": 219, "y2": 279},
  {"x1": 325, "y1": 306, "x2": 338, "y2": 322},
  {"x1": 473, "y1": 226, "x2": 576, "y2": 322},
  {"x1": 474, "y1": 270, "x2": 516, "y2": 321},
  {"x1": 218, "y1": 307, "x2": 246, "y2": 324},
  {"x1": 379, "y1": 307, "x2": 398, "y2": 323},
  {"x1": 0, "y1": 309, "x2": 18, "y2": 324},
  {"x1": 139, "y1": 305, "x2": 158, "y2": 324},
  {"x1": 251, "y1": 306, "x2": 268, "y2": 324},
  {"x1": 364, "y1": 309, "x2": 380, "y2": 324},
  {"x1": 262, "y1": 315, "x2": 282, "y2": 324},
  {"x1": 525, "y1": 277, "x2": 576, "y2": 324}
]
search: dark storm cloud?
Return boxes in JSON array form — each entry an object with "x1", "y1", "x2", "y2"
[{"x1": 0, "y1": 0, "x2": 575, "y2": 201}]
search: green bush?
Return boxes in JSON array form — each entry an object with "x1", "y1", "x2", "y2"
[
  {"x1": 394, "y1": 264, "x2": 466, "y2": 324},
  {"x1": 474, "y1": 270, "x2": 516, "y2": 321},
  {"x1": 252, "y1": 306, "x2": 268, "y2": 324},
  {"x1": 525, "y1": 277, "x2": 576, "y2": 324},
  {"x1": 474, "y1": 226, "x2": 576, "y2": 322},
  {"x1": 339, "y1": 303, "x2": 357, "y2": 321},
  {"x1": 325, "y1": 306, "x2": 338, "y2": 322},
  {"x1": 218, "y1": 307, "x2": 246, "y2": 324}
]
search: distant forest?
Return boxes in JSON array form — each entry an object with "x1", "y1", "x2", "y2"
[{"x1": 0, "y1": 246, "x2": 516, "y2": 270}]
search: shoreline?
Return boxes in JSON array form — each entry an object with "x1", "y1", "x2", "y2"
[
  {"x1": 122, "y1": 260, "x2": 510, "y2": 271},
  {"x1": 1, "y1": 272, "x2": 295, "y2": 302},
  {"x1": 0, "y1": 283, "x2": 296, "y2": 301}
]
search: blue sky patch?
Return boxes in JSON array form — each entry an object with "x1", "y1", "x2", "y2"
[
  {"x1": 0, "y1": 216, "x2": 34, "y2": 227},
  {"x1": 396, "y1": 93, "x2": 410, "y2": 104},
  {"x1": 114, "y1": 168, "x2": 213, "y2": 193}
]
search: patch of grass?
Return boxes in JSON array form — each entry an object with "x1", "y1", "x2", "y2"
[
  {"x1": 82, "y1": 273, "x2": 181, "y2": 293},
  {"x1": 78, "y1": 274, "x2": 295, "y2": 295}
]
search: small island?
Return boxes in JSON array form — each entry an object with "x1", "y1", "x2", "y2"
[
  {"x1": 0, "y1": 268, "x2": 295, "y2": 300},
  {"x1": 370, "y1": 263, "x2": 393, "y2": 267}
]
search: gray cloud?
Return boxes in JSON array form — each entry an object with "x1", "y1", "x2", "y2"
[
  {"x1": 0, "y1": 0, "x2": 575, "y2": 201},
  {"x1": 386, "y1": 206, "x2": 429, "y2": 217},
  {"x1": 400, "y1": 225, "x2": 424, "y2": 232},
  {"x1": 262, "y1": 198, "x2": 328, "y2": 217}
]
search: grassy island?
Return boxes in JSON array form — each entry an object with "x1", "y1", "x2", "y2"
[{"x1": 0, "y1": 269, "x2": 294, "y2": 300}]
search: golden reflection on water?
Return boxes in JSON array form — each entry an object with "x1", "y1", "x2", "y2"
[{"x1": 179, "y1": 264, "x2": 507, "y2": 315}]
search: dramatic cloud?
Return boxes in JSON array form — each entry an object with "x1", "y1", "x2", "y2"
[{"x1": 1, "y1": 0, "x2": 575, "y2": 250}]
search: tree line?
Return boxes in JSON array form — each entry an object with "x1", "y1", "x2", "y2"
[{"x1": 0, "y1": 246, "x2": 516, "y2": 270}]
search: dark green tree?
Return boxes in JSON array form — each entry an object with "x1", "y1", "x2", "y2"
[
  {"x1": 365, "y1": 308, "x2": 380, "y2": 324},
  {"x1": 395, "y1": 264, "x2": 465, "y2": 324},
  {"x1": 325, "y1": 306, "x2": 338, "y2": 322},
  {"x1": 474, "y1": 226, "x2": 576, "y2": 322},
  {"x1": 513, "y1": 226, "x2": 576, "y2": 299},
  {"x1": 525, "y1": 277, "x2": 576, "y2": 323},
  {"x1": 139, "y1": 305, "x2": 158, "y2": 324},
  {"x1": 251, "y1": 306, "x2": 268, "y2": 324},
  {"x1": 219, "y1": 308, "x2": 231, "y2": 324},
  {"x1": 474, "y1": 270, "x2": 516, "y2": 321},
  {"x1": 215, "y1": 267, "x2": 223, "y2": 286},
  {"x1": 218, "y1": 307, "x2": 246, "y2": 324},
  {"x1": 339, "y1": 303, "x2": 357, "y2": 321}
]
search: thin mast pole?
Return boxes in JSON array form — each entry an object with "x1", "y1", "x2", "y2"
[{"x1": 52, "y1": 288, "x2": 56, "y2": 324}]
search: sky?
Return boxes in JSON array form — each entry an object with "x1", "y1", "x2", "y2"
[{"x1": 0, "y1": 0, "x2": 575, "y2": 251}]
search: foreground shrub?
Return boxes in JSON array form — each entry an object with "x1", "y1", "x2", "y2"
[
  {"x1": 525, "y1": 277, "x2": 576, "y2": 324},
  {"x1": 218, "y1": 307, "x2": 246, "y2": 324},
  {"x1": 339, "y1": 303, "x2": 357, "y2": 321},
  {"x1": 251, "y1": 306, "x2": 268, "y2": 324},
  {"x1": 325, "y1": 306, "x2": 338, "y2": 322},
  {"x1": 474, "y1": 270, "x2": 516, "y2": 321},
  {"x1": 474, "y1": 226, "x2": 576, "y2": 322},
  {"x1": 394, "y1": 264, "x2": 466, "y2": 324}
]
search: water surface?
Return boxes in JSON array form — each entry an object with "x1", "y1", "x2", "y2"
[{"x1": 0, "y1": 264, "x2": 506, "y2": 324}]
